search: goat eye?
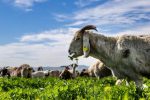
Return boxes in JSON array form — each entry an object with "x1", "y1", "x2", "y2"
[{"x1": 76, "y1": 37, "x2": 80, "y2": 40}]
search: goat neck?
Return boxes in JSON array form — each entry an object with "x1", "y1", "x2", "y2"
[{"x1": 89, "y1": 33, "x2": 117, "y2": 64}]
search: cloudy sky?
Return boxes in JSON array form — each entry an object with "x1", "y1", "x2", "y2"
[{"x1": 0, "y1": 0, "x2": 150, "y2": 67}]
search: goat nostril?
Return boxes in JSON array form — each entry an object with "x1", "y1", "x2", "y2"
[{"x1": 68, "y1": 49, "x2": 71, "y2": 54}]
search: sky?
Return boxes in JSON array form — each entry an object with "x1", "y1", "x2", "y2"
[{"x1": 0, "y1": 0, "x2": 150, "y2": 67}]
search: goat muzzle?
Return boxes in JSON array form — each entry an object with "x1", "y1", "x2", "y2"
[{"x1": 68, "y1": 53, "x2": 76, "y2": 60}]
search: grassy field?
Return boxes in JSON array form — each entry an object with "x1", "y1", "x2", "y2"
[{"x1": 0, "y1": 77, "x2": 150, "y2": 100}]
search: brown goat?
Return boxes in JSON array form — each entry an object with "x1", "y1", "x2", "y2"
[{"x1": 10, "y1": 64, "x2": 32, "y2": 78}]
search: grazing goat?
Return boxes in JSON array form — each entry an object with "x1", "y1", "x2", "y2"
[
  {"x1": 0, "y1": 67, "x2": 10, "y2": 77},
  {"x1": 80, "y1": 60, "x2": 112, "y2": 79},
  {"x1": 49, "y1": 70, "x2": 60, "y2": 77},
  {"x1": 37, "y1": 66, "x2": 43, "y2": 71},
  {"x1": 10, "y1": 64, "x2": 32, "y2": 78},
  {"x1": 32, "y1": 71, "x2": 49, "y2": 78},
  {"x1": 59, "y1": 64, "x2": 78, "y2": 79},
  {"x1": 80, "y1": 69, "x2": 89, "y2": 77},
  {"x1": 68, "y1": 25, "x2": 150, "y2": 89}
]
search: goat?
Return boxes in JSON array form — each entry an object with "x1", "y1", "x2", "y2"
[
  {"x1": 32, "y1": 71, "x2": 49, "y2": 78},
  {"x1": 0, "y1": 67, "x2": 10, "y2": 77},
  {"x1": 37, "y1": 66, "x2": 43, "y2": 71},
  {"x1": 10, "y1": 64, "x2": 32, "y2": 78},
  {"x1": 59, "y1": 64, "x2": 78, "y2": 79},
  {"x1": 68, "y1": 25, "x2": 150, "y2": 89},
  {"x1": 49, "y1": 70, "x2": 60, "y2": 77},
  {"x1": 80, "y1": 69, "x2": 89, "y2": 77},
  {"x1": 80, "y1": 60, "x2": 112, "y2": 79}
]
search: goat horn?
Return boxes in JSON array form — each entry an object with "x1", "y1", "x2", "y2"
[{"x1": 80, "y1": 25, "x2": 97, "y2": 33}]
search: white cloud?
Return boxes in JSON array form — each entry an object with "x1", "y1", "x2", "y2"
[
  {"x1": 56, "y1": 0, "x2": 150, "y2": 28},
  {"x1": 114, "y1": 25, "x2": 150, "y2": 36},
  {"x1": 54, "y1": 14, "x2": 69, "y2": 22},
  {"x1": 5, "y1": 0, "x2": 47, "y2": 11},
  {"x1": 96, "y1": 24, "x2": 150, "y2": 36},
  {"x1": 20, "y1": 28, "x2": 78, "y2": 45},
  {"x1": 0, "y1": 43, "x2": 71, "y2": 67},
  {"x1": 75, "y1": 0, "x2": 149, "y2": 24},
  {"x1": 75, "y1": 0, "x2": 100, "y2": 7}
]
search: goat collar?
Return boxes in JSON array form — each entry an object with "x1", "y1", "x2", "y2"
[{"x1": 83, "y1": 31, "x2": 90, "y2": 57}]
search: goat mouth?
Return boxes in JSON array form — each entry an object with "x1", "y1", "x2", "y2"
[{"x1": 68, "y1": 53, "x2": 76, "y2": 60}]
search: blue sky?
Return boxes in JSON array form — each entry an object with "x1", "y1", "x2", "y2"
[{"x1": 0, "y1": 0, "x2": 150, "y2": 67}]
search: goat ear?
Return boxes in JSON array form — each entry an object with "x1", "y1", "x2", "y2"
[{"x1": 83, "y1": 31, "x2": 90, "y2": 57}]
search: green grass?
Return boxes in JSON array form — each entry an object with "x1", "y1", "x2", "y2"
[{"x1": 0, "y1": 77, "x2": 150, "y2": 100}]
